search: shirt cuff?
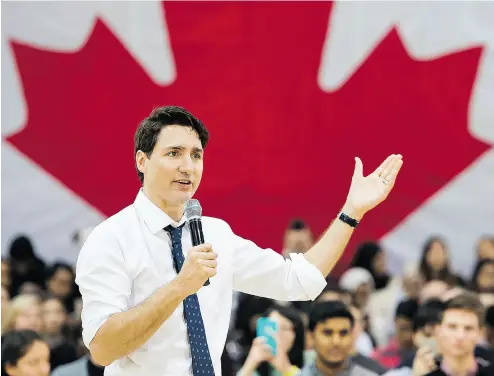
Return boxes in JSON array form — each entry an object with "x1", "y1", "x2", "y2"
[
  {"x1": 289, "y1": 253, "x2": 327, "y2": 300},
  {"x1": 82, "y1": 314, "x2": 113, "y2": 348}
]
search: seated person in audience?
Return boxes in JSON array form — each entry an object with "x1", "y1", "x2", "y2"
[
  {"x1": 307, "y1": 291, "x2": 378, "y2": 360},
  {"x1": 397, "y1": 299, "x2": 445, "y2": 369},
  {"x1": 45, "y1": 262, "x2": 76, "y2": 313},
  {"x1": 8, "y1": 235, "x2": 46, "y2": 297},
  {"x1": 476, "y1": 236, "x2": 494, "y2": 262},
  {"x1": 281, "y1": 219, "x2": 314, "y2": 258},
  {"x1": 316, "y1": 276, "x2": 375, "y2": 355},
  {"x1": 372, "y1": 299, "x2": 418, "y2": 369},
  {"x1": 1, "y1": 330, "x2": 50, "y2": 376},
  {"x1": 470, "y1": 260, "x2": 494, "y2": 293},
  {"x1": 1, "y1": 294, "x2": 43, "y2": 334},
  {"x1": 351, "y1": 242, "x2": 393, "y2": 293},
  {"x1": 339, "y1": 268, "x2": 374, "y2": 311},
  {"x1": 301, "y1": 300, "x2": 385, "y2": 376},
  {"x1": 238, "y1": 305, "x2": 305, "y2": 376},
  {"x1": 234, "y1": 295, "x2": 275, "y2": 366},
  {"x1": 41, "y1": 296, "x2": 78, "y2": 371},
  {"x1": 410, "y1": 292, "x2": 494, "y2": 376},
  {"x1": 42, "y1": 296, "x2": 67, "y2": 343},
  {"x1": 418, "y1": 237, "x2": 464, "y2": 288},
  {"x1": 398, "y1": 297, "x2": 494, "y2": 371},
  {"x1": 351, "y1": 242, "x2": 403, "y2": 347}
]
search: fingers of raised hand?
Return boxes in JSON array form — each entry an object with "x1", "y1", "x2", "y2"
[
  {"x1": 374, "y1": 154, "x2": 395, "y2": 176},
  {"x1": 375, "y1": 154, "x2": 403, "y2": 188},
  {"x1": 381, "y1": 154, "x2": 402, "y2": 178},
  {"x1": 383, "y1": 157, "x2": 403, "y2": 186},
  {"x1": 385, "y1": 159, "x2": 403, "y2": 186}
]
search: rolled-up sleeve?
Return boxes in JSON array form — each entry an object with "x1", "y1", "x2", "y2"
[
  {"x1": 75, "y1": 224, "x2": 131, "y2": 348},
  {"x1": 228, "y1": 223, "x2": 327, "y2": 301}
]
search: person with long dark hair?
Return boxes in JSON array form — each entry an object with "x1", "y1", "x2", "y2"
[
  {"x1": 8, "y1": 235, "x2": 46, "y2": 297},
  {"x1": 1, "y1": 330, "x2": 50, "y2": 376},
  {"x1": 238, "y1": 305, "x2": 305, "y2": 376},
  {"x1": 418, "y1": 236, "x2": 464, "y2": 287},
  {"x1": 352, "y1": 242, "x2": 390, "y2": 291},
  {"x1": 470, "y1": 259, "x2": 494, "y2": 293}
]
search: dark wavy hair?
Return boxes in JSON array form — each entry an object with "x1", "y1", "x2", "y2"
[
  {"x1": 419, "y1": 236, "x2": 458, "y2": 286},
  {"x1": 1, "y1": 330, "x2": 45, "y2": 376}
]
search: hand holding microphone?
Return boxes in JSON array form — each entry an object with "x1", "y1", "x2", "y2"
[
  {"x1": 176, "y1": 199, "x2": 213, "y2": 295},
  {"x1": 177, "y1": 243, "x2": 217, "y2": 296}
]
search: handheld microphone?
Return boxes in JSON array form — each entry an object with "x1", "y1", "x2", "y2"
[{"x1": 184, "y1": 199, "x2": 210, "y2": 286}]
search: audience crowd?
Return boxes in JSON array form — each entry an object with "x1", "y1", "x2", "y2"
[{"x1": 1, "y1": 220, "x2": 494, "y2": 376}]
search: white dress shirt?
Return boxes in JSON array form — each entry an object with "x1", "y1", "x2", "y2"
[{"x1": 76, "y1": 190, "x2": 327, "y2": 376}]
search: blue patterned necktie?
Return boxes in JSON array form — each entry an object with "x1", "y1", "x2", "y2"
[{"x1": 165, "y1": 225, "x2": 215, "y2": 376}]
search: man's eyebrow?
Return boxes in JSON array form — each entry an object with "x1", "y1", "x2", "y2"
[{"x1": 163, "y1": 145, "x2": 203, "y2": 152}]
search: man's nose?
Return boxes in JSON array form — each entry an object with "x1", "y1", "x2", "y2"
[
  {"x1": 454, "y1": 328, "x2": 467, "y2": 340},
  {"x1": 179, "y1": 156, "x2": 194, "y2": 173}
]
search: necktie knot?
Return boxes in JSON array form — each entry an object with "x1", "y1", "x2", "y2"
[{"x1": 164, "y1": 224, "x2": 184, "y2": 236}]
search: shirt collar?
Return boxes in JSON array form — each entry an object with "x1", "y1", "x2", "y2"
[{"x1": 134, "y1": 189, "x2": 187, "y2": 234}]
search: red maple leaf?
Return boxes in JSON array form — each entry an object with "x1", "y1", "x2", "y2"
[{"x1": 7, "y1": 2, "x2": 489, "y2": 275}]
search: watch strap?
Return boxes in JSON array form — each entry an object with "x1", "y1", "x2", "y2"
[{"x1": 338, "y1": 212, "x2": 359, "y2": 228}]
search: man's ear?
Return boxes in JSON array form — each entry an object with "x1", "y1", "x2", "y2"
[{"x1": 136, "y1": 150, "x2": 148, "y2": 175}]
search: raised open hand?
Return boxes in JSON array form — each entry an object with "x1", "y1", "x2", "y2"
[{"x1": 343, "y1": 154, "x2": 403, "y2": 219}]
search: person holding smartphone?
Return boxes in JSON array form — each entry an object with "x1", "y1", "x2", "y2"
[{"x1": 238, "y1": 305, "x2": 305, "y2": 376}]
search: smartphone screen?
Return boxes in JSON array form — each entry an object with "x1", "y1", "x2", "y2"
[{"x1": 256, "y1": 317, "x2": 278, "y2": 356}]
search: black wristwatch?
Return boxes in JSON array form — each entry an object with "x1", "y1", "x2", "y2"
[{"x1": 338, "y1": 212, "x2": 359, "y2": 228}]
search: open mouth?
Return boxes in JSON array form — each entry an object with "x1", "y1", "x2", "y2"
[{"x1": 175, "y1": 180, "x2": 192, "y2": 186}]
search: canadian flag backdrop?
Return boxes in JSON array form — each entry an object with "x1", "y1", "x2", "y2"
[{"x1": 2, "y1": 2, "x2": 493, "y2": 277}]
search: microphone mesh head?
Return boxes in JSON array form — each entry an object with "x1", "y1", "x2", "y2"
[{"x1": 185, "y1": 199, "x2": 202, "y2": 219}]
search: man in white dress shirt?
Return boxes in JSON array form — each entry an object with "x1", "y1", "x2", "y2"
[{"x1": 75, "y1": 106, "x2": 403, "y2": 376}]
